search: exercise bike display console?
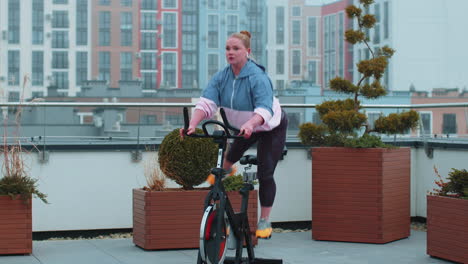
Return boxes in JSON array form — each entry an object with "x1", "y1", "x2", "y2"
[{"x1": 183, "y1": 107, "x2": 282, "y2": 264}]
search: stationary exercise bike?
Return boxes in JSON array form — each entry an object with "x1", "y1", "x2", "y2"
[{"x1": 183, "y1": 107, "x2": 282, "y2": 264}]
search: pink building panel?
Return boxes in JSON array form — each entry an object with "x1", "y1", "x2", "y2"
[{"x1": 412, "y1": 91, "x2": 468, "y2": 136}]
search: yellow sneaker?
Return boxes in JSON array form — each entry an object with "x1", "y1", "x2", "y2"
[
  {"x1": 255, "y1": 218, "x2": 272, "y2": 239},
  {"x1": 206, "y1": 166, "x2": 237, "y2": 185}
]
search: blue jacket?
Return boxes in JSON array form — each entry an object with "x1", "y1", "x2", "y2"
[{"x1": 196, "y1": 59, "x2": 282, "y2": 132}]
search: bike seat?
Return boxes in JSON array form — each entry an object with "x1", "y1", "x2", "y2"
[{"x1": 240, "y1": 155, "x2": 257, "y2": 165}]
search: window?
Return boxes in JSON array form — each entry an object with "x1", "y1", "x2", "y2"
[
  {"x1": 442, "y1": 114, "x2": 457, "y2": 134},
  {"x1": 52, "y1": 31, "x2": 69, "y2": 48},
  {"x1": 287, "y1": 113, "x2": 300, "y2": 130},
  {"x1": 367, "y1": 112, "x2": 381, "y2": 130},
  {"x1": 338, "y1": 13, "x2": 344, "y2": 77},
  {"x1": 292, "y1": 21, "x2": 301, "y2": 45},
  {"x1": 98, "y1": 52, "x2": 111, "y2": 81},
  {"x1": 292, "y1": 50, "x2": 301, "y2": 75},
  {"x1": 163, "y1": 0, "x2": 176, "y2": 8},
  {"x1": 226, "y1": 15, "x2": 238, "y2": 36},
  {"x1": 141, "y1": 53, "x2": 156, "y2": 70},
  {"x1": 121, "y1": 0, "x2": 132, "y2": 7},
  {"x1": 8, "y1": 92, "x2": 20, "y2": 102},
  {"x1": 182, "y1": 53, "x2": 196, "y2": 70},
  {"x1": 208, "y1": 15, "x2": 219, "y2": 48},
  {"x1": 208, "y1": 54, "x2": 219, "y2": 79},
  {"x1": 292, "y1": 6, "x2": 301, "y2": 16},
  {"x1": 121, "y1": 12, "x2": 133, "y2": 46},
  {"x1": 208, "y1": 0, "x2": 218, "y2": 9},
  {"x1": 53, "y1": 0, "x2": 68, "y2": 3},
  {"x1": 32, "y1": 92, "x2": 44, "y2": 98},
  {"x1": 99, "y1": 11, "x2": 111, "y2": 46},
  {"x1": 313, "y1": 112, "x2": 322, "y2": 125},
  {"x1": 276, "y1": 7, "x2": 285, "y2": 45},
  {"x1": 120, "y1": 52, "x2": 133, "y2": 81},
  {"x1": 141, "y1": 33, "x2": 156, "y2": 50},
  {"x1": 373, "y1": 3, "x2": 381, "y2": 44},
  {"x1": 419, "y1": 112, "x2": 432, "y2": 136},
  {"x1": 182, "y1": 34, "x2": 196, "y2": 51},
  {"x1": 141, "y1": 13, "x2": 157, "y2": 30},
  {"x1": 8, "y1": 0, "x2": 20, "y2": 44},
  {"x1": 76, "y1": 52, "x2": 88, "y2": 85},
  {"x1": 32, "y1": 51, "x2": 44, "y2": 86},
  {"x1": 308, "y1": 17, "x2": 317, "y2": 55},
  {"x1": 163, "y1": 53, "x2": 177, "y2": 87},
  {"x1": 8, "y1": 50, "x2": 20, "y2": 85},
  {"x1": 142, "y1": 115, "x2": 157, "y2": 124},
  {"x1": 142, "y1": 73, "x2": 157, "y2": 89},
  {"x1": 99, "y1": 0, "x2": 110, "y2": 5},
  {"x1": 32, "y1": 0, "x2": 44, "y2": 45},
  {"x1": 276, "y1": 50, "x2": 284, "y2": 75},
  {"x1": 52, "y1": 72, "x2": 69, "y2": 90},
  {"x1": 308, "y1": 61, "x2": 317, "y2": 84},
  {"x1": 182, "y1": 71, "x2": 197, "y2": 88},
  {"x1": 182, "y1": 15, "x2": 197, "y2": 32},
  {"x1": 384, "y1": 1, "x2": 389, "y2": 39},
  {"x1": 76, "y1": 0, "x2": 88, "y2": 45},
  {"x1": 52, "y1": 51, "x2": 69, "y2": 69},
  {"x1": 163, "y1": 13, "x2": 177, "y2": 48},
  {"x1": 52, "y1": 11, "x2": 69, "y2": 28},
  {"x1": 141, "y1": 0, "x2": 157, "y2": 10},
  {"x1": 227, "y1": 0, "x2": 238, "y2": 10},
  {"x1": 182, "y1": 0, "x2": 196, "y2": 11}
]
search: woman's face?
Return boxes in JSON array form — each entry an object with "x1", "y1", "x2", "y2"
[{"x1": 225, "y1": 37, "x2": 250, "y2": 67}]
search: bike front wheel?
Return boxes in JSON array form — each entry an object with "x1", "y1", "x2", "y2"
[{"x1": 199, "y1": 204, "x2": 230, "y2": 264}]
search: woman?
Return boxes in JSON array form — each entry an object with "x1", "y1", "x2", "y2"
[{"x1": 181, "y1": 30, "x2": 288, "y2": 239}]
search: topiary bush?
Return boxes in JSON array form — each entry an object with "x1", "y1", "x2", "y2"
[
  {"x1": 158, "y1": 128, "x2": 218, "y2": 190},
  {"x1": 298, "y1": 0, "x2": 419, "y2": 147}
]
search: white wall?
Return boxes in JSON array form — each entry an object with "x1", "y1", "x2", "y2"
[{"x1": 21, "y1": 145, "x2": 467, "y2": 231}]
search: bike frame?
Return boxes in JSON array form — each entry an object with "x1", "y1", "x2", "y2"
[
  {"x1": 184, "y1": 107, "x2": 282, "y2": 264},
  {"x1": 203, "y1": 133, "x2": 255, "y2": 263}
]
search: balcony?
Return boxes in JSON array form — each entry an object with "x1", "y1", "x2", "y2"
[{"x1": 0, "y1": 102, "x2": 466, "y2": 263}]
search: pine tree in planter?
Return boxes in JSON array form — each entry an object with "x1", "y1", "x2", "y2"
[
  {"x1": 133, "y1": 128, "x2": 258, "y2": 250},
  {"x1": 298, "y1": 0, "x2": 419, "y2": 244}
]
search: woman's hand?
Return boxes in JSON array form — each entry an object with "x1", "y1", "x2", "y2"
[
  {"x1": 239, "y1": 123, "x2": 254, "y2": 139},
  {"x1": 179, "y1": 126, "x2": 196, "y2": 139},
  {"x1": 239, "y1": 114, "x2": 264, "y2": 139}
]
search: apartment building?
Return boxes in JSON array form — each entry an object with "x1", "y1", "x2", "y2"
[
  {"x1": 322, "y1": 0, "x2": 353, "y2": 90},
  {"x1": 412, "y1": 88, "x2": 468, "y2": 137},
  {"x1": 198, "y1": 0, "x2": 266, "y2": 90},
  {"x1": 0, "y1": 0, "x2": 91, "y2": 99},
  {"x1": 91, "y1": 0, "x2": 139, "y2": 89}
]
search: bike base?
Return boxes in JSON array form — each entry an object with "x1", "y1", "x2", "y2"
[{"x1": 224, "y1": 256, "x2": 283, "y2": 263}]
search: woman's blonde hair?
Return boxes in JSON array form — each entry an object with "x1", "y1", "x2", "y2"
[{"x1": 229, "y1": 30, "x2": 251, "y2": 49}]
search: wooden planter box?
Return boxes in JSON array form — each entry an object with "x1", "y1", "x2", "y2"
[
  {"x1": 0, "y1": 195, "x2": 32, "y2": 255},
  {"x1": 311, "y1": 147, "x2": 410, "y2": 244},
  {"x1": 427, "y1": 195, "x2": 468, "y2": 263},
  {"x1": 133, "y1": 188, "x2": 258, "y2": 250}
]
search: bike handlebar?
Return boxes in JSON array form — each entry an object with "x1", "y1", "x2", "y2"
[{"x1": 183, "y1": 107, "x2": 243, "y2": 139}]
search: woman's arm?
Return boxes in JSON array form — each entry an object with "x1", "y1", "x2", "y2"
[{"x1": 240, "y1": 114, "x2": 264, "y2": 139}]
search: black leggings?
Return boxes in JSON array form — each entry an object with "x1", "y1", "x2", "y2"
[{"x1": 226, "y1": 111, "x2": 288, "y2": 207}]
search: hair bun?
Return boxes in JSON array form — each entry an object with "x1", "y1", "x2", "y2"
[{"x1": 240, "y1": 30, "x2": 251, "y2": 39}]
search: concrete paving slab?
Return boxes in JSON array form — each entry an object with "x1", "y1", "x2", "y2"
[{"x1": 0, "y1": 230, "x2": 454, "y2": 264}]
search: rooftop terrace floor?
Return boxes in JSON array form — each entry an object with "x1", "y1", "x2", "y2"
[{"x1": 0, "y1": 230, "x2": 453, "y2": 264}]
